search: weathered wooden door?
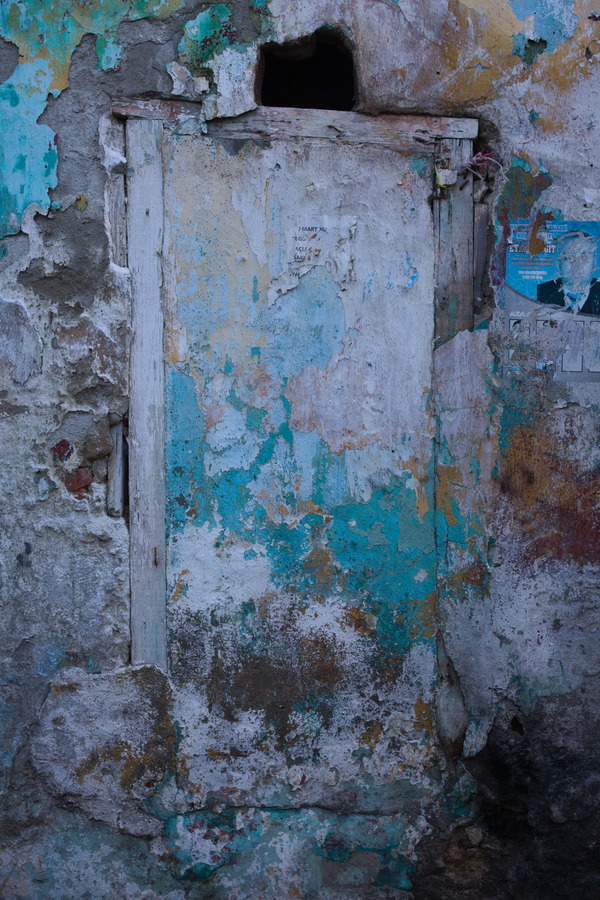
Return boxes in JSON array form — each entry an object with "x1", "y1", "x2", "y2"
[{"x1": 126, "y1": 106, "x2": 476, "y2": 810}]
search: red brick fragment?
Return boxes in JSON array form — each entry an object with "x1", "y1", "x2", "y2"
[
  {"x1": 51, "y1": 439, "x2": 72, "y2": 462},
  {"x1": 64, "y1": 468, "x2": 93, "y2": 496}
]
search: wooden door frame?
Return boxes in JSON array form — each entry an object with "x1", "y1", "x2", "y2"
[{"x1": 116, "y1": 102, "x2": 478, "y2": 668}]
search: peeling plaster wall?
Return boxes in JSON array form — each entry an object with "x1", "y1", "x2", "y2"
[{"x1": 0, "y1": 2, "x2": 599, "y2": 898}]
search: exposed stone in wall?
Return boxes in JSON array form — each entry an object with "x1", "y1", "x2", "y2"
[
  {"x1": 0, "y1": 1, "x2": 599, "y2": 897},
  {"x1": 0, "y1": 297, "x2": 42, "y2": 383}
]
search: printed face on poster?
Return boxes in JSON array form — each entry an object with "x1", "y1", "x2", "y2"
[{"x1": 506, "y1": 221, "x2": 600, "y2": 317}]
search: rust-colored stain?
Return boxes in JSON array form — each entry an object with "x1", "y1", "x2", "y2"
[
  {"x1": 301, "y1": 634, "x2": 343, "y2": 687},
  {"x1": 72, "y1": 668, "x2": 178, "y2": 792},
  {"x1": 443, "y1": 563, "x2": 489, "y2": 595},
  {"x1": 205, "y1": 634, "x2": 343, "y2": 747},
  {"x1": 360, "y1": 720, "x2": 383, "y2": 749},
  {"x1": 206, "y1": 746, "x2": 250, "y2": 761},
  {"x1": 343, "y1": 603, "x2": 377, "y2": 635},
  {"x1": 529, "y1": 211, "x2": 556, "y2": 256},
  {"x1": 405, "y1": 456, "x2": 430, "y2": 522},
  {"x1": 51, "y1": 439, "x2": 72, "y2": 462},
  {"x1": 75, "y1": 740, "x2": 138, "y2": 788},
  {"x1": 301, "y1": 543, "x2": 341, "y2": 597},
  {"x1": 407, "y1": 590, "x2": 437, "y2": 641},
  {"x1": 413, "y1": 698, "x2": 434, "y2": 739},
  {"x1": 50, "y1": 681, "x2": 79, "y2": 695},
  {"x1": 170, "y1": 570, "x2": 190, "y2": 604},
  {"x1": 436, "y1": 464, "x2": 463, "y2": 528},
  {"x1": 498, "y1": 424, "x2": 600, "y2": 565}
]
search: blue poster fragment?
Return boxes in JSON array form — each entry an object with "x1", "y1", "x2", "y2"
[
  {"x1": 506, "y1": 220, "x2": 600, "y2": 316},
  {"x1": 504, "y1": 221, "x2": 600, "y2": 381}
]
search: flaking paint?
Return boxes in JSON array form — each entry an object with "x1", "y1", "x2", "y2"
[{"x1": 1, "y1": 0, "x2": 600, "y2": 896}]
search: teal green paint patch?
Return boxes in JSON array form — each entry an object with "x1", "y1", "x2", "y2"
[
  {"x1": 513, "y1": 34, "x2": 548, "y2": 64},
  {"x1": 0, "y1": 60, "x2": 57, "y2": 238},
  {"x1": 441, "y1": 770, "x2": 479, "y2": 819},
  {"x1": 510, "y1": 0, "x2": 577, "y2": 58},
  {"x1": 164, "y1": 808, "x2": 420, "y2": 890},
  {"x1": 330, "y1": 479, "x2": 434, "y2": 577},
  {"x1": 410, "y1": 156, "x2": 432, "y2": 180},
  {"x1": 257, "y1": 267, "x2": 346, "y2": 378},
  {"x1": 529, "y1": 108, "x2": 540, "y2": 124},
  {"x1": 328, "y1": 476, "x2": 436, "y2": 657},
  {"x1": 246, "y1": 406, "x2": 267, "y2": 430},
  {"x1": 166, "y1": 367, "x2": 206, "y2": 534},
  {"x1": 249, "y1": 0, "x2": 273, "y2": 32},
  {"x1": 178, "y1": 4, "x2": 239, "y2": 69},
  {"x1": 43, "y1": 144, "x2": 58, "y2": 178},
  {"x1": 0, "y1": 0, "x2": 186, "y2": 235},
  {"x1": 497, "y1": 157, "x2": 552, "y2": 229},
  {"x1": 95, "y1": 32, "x2": 123, "y2": 71}
]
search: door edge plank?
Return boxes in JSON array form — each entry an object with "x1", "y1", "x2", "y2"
[{"x1": 127, "y1": 117, "x2": 167, "y2": 670}]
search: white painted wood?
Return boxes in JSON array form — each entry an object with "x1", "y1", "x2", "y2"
[
  {"x1": 434, "y1": 137, "x2": 475, "y2": 343},
  {"x1": 207, "y1": 106, "x2": 478, "y2": 146},
  {"x1": 113, "y1": 100, "x2": 478, "y2": 145},
  {"x1": 113, "y1": 98, "x2": 200, "y2": 122},
  {"x1": 126, "y1": 117, "x2": 167, "y2": 669}
]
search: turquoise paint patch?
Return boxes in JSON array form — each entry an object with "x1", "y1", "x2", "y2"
[
  {"x1": 0, "y1": 60, "x2": 57, "y2": 238},
  {"x1": 168, "y1": 254, "x2": 433, "y2": 662},
  {"x1": 329, "y1": 476, "x2": 436, "y2": 656},
  {"x1": 306, "y1": 434, "x2": 347, "y2": 507},
  {"x1": 163, "y1": 807, "x2": 419, "y2": 889},
  {"x1": 511, "y1": 156, "x2": 533, "y2": 172},
  {"x1": 178, "y1": 4, "x2": 239, "y2": 69},
  {"x1": 512, "y1": 34, "x2": 548, "y2": 64},
  {"x1": 403, "y1": 252, "x2": 418, "y2": 289},
  {"x1": 246, "y1": 406, "x2": 267, "y2": 430},
  {"x1": 95, "y1": 32, "x2": 123, "y2": 71},
  {"x1": 166, "y1": 368, "x2": 205, "y2": 534},
  {"x1": 409, "y1": 156, "x2": 432, "y2": 179},
  {"x1": 511, "y1": 0, "x2": 577, "y2": 60},
  {"x1": 0, "y1": 0, "x2": 188, "y2": 235},
  {"x1": 257, "y1": 267, "x2": 346, "y2": 378}
]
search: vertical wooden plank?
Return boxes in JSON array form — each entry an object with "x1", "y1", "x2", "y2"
[
  {"x1": 107, "y1": 419, "x2": 126, "y2": 518},
  {"x1": 126, "y1": 117, "x2": 167, "y2": 669},
  {"x1": 434, "y1": 137, "x2": 474, "y2": 344},
  {"x1": 474, "y1": 202, "x2": 489, "y2": 305}
]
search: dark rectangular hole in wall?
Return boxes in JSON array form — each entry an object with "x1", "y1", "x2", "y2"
[{"x1": 258, "y1": 28, "x2": 355, "y2": 111}]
